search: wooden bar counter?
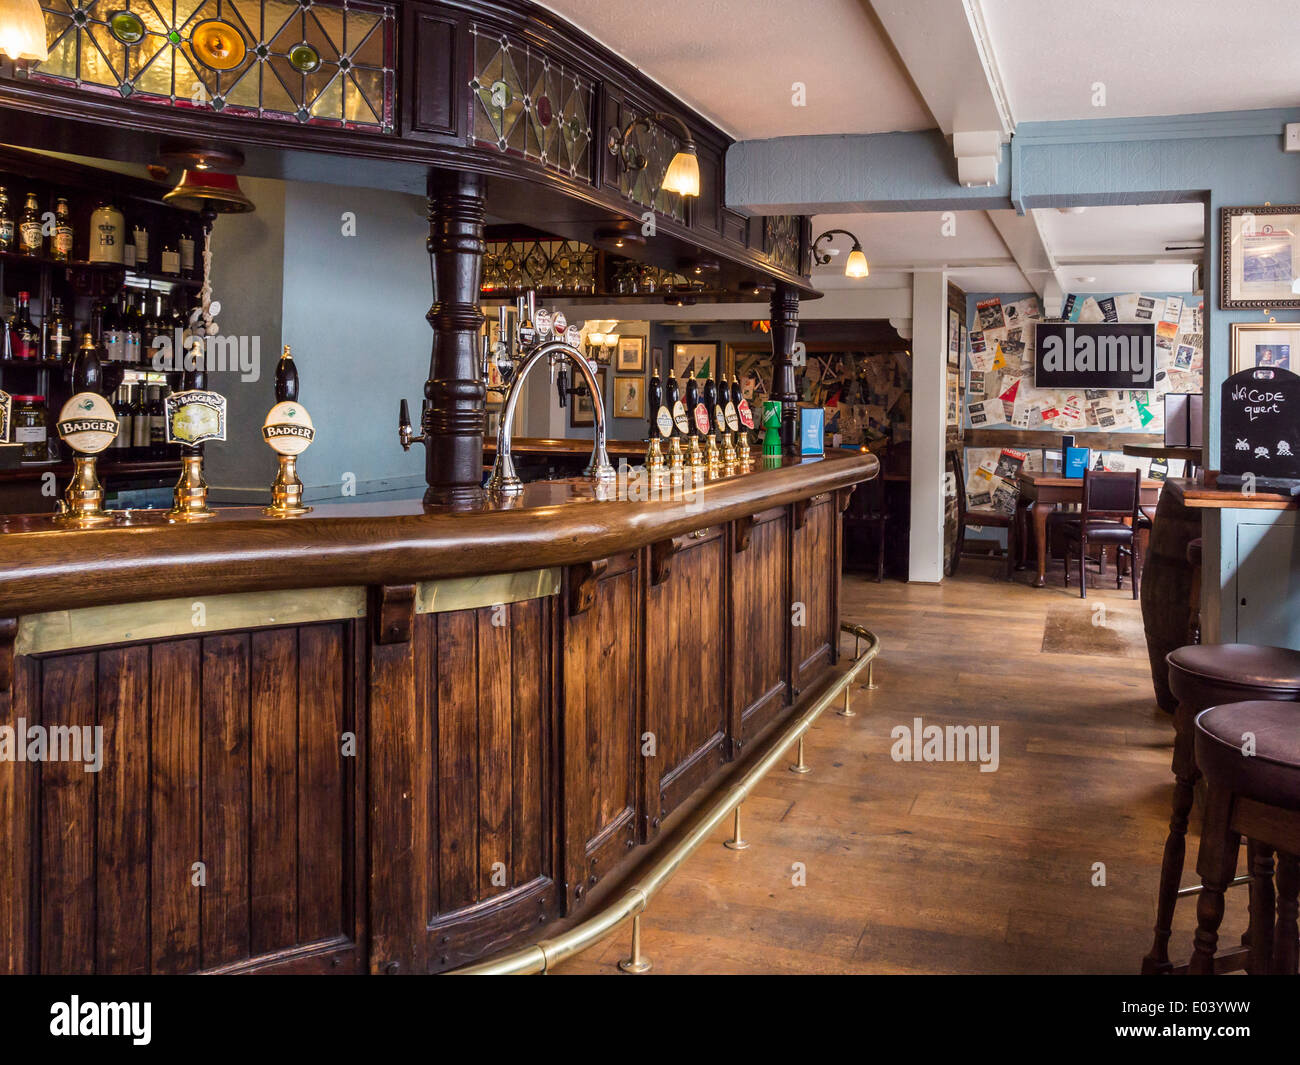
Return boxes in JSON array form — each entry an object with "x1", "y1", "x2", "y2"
[{"x1": 0, "y1": 449, "x2": 876, "y2": 974}]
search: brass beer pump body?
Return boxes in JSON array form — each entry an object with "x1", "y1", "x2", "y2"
[
  {"x1": 55, "y1": 334, "x2": 117, "y2": 527},
  {"x1": 263, "y1": 344, "x2": 314, "y2": 517}
]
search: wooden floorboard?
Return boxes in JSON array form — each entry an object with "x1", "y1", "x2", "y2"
[{"x1": 555, "y1": 557, "x2": 1249, "y2": 974}]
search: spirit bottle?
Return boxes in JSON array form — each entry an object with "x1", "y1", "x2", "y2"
[{"x1": 46, "y1": 297, "x2": 73, "y2": 363}]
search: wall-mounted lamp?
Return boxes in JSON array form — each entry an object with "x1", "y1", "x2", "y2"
[
  {"x1": 0, "y1": 0, "x2": 49, "y2": 61},
  {"x1": 812, "y1": 229, "x2": 869, "y2": 279},
  {"x1": 586, "y1": 321, "x2": 620, "y2": 362},
  {"x1": 608, "y1": 112, "x2": 700, "y2": 198}
]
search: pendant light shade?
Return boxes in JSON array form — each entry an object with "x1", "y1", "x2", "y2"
[
  {"x1": 661, "y1": 143, "x2": 700, "y2": 198},
  {"x1": 0, "y1": 0, "x2": 49, "y2": 61},
  {"x1": 812, "y1": 228, "x2": 870, "y2": 282},
  {"x1": 163, "y1": 169, "x2": 255, "y2": 214}
]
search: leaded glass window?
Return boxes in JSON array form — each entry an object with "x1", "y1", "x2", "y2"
[
  {"x1": 30, "y1": 0, "x2": 395, "y2": 131},
  {"x1": 468, "y1": 23, "x2": 594, "y2": 183},
  {"x1": 610, "y1": 108, "x2": 686, "y2": 223},
  {"x1": 764, "y1": 215, "x2": 802, "y2": 274}
]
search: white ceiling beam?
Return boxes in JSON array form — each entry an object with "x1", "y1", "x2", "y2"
[
  {"x1": 985, "y1": 209, "x2": 1056, "y2": 298},
  {"x1": 868, "y1": 0, "x2": 1015, "y2": 138}
]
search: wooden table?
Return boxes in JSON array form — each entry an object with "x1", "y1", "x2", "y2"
[{"x1": 1018, "y1": 470, "x2": 1164, "y2": 587}]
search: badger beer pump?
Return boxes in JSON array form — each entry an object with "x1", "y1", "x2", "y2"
[
  {"x1": 54, "y1": 331, "x2": 118, "y2": 526},
  {"x1": 167, "y1": 339, "x2": 227, "y2": 520},
  {"x1": 646, "y1": 358, "x2": 668, "y2": 481},
  {"x1": 263, "y1": 345, "x2": 315, "y2": 516},
  {"x1": 703, "y1": 377, "x2": 722, "y2": 473},
  {"x1": 721, "y1": 374, "x2": 740, "y2": 473},
  {"x1": 666, "y1": 373, "x2": 686, "y2": 487},
  {"x1": 733, "y1": 374, "x2": 754, "y2": 470},
  {"x1": 685, "y1": 376, "x2": 706, "y2": 472}
]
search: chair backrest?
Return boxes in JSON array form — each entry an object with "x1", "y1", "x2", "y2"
[
  {"x1": 947, "y1": 448, "x2": 967, "y2": 521},
  {"x1": 1081, "y1": 468, "x2": 1140, "y2": 523},
  {"x1": 848, "y1": 468, "x2": 887, "y2": 517}
]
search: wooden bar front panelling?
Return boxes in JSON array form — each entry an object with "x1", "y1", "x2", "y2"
[
  {"x1": 0, "y1": 471, "x2": 868, "y2": 974},
  {"x1": 10, "y1": 623, "x2": 362, "y2": 974},
  {"x1": 730, "y1": 507, "x2": 790, "y2": 747},
  {"x1": 791, "y1": 497, "x2": 837, "y2": 694}
]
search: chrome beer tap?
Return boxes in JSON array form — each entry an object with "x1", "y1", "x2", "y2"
[{"x1": 487, "y1": 291, "x2": 615, "y2": 496}]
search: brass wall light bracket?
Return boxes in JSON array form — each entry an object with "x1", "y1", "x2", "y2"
[
  {"x1": 812, "y1": 228, "x2": 869, "y2": 279},
  {"x1": 607, "y1": 112, "x2": 700, "y2": 198}
]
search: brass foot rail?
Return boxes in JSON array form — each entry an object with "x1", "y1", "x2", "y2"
[{"x1": 450, "y1": 621, "x2": 881, "y2": 975}]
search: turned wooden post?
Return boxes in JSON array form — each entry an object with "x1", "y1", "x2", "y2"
[
  {"x1": 769, "y1": 284, "x2": 800, "y2": 456},
  {"x1": 425, "y1": 169, "x2": 487, "y2": 506}
]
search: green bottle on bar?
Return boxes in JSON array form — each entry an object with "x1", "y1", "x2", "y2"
[{"x1": 761, "y1": 399, "x2": 782, "y2": 457}]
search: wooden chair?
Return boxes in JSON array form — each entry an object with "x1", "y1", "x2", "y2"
[
  {"x1": 948, "y1": 448, "x2": 1016, "y2": 579},
  {"x1": 1059, "y1": 468, "x2": 1142, "y2": 599}
]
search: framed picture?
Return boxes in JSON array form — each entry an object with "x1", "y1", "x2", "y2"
[
  {"x1": 616, "y1": 336, "x2": 645, "y2": 373},
  {"x1": 1231, "y1": 321, "x2": 1299, "y2": 373},
  {"x1": 613, "y1": 376, "x2": 645, "y2": 419},
  {"x1": 672, "y1": 341, "x2": 719, "y2": 381},
  {"x1": 947, "y1": 308, "x2": 961, "y2": 370},
  {"x1": 1220, "y1": 205, "x2": 1300, "y2": 309},
  {"x1": 569, "y1": 367, "x2": 607, "y2": 428}
]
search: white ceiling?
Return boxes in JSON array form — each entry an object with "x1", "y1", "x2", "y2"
[
  {"x1": 812, "y1": 202, "x2": 1205, "y2": 295},
  {"x1": 979, "y1": 0, "x2": 1300, "y2": 122},
  {"x1": 535, "y1": 0, "x2": 934, "y2": 139}
]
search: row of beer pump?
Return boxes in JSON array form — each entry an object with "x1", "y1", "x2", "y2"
[{"x1": 31, "y1": 337, "x2": 314, "y2": 528}]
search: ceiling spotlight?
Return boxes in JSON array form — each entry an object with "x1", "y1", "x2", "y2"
[
  {"x1": 812, "y1": 229, "x2": 869, "y2": 279},
  {"x1": 1057, "y1": 206, "x2": 1088, "y2": 215},
  {"x1": 1074, "y1": 275, "x2": 1097, "y2": 284}
]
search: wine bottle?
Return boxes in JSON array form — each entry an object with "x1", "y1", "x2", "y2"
[
  {"x1": 124, "y1": 292, "x2": 142, "y2": 366},
  {"x1": 102, "y1": 295, "x2": 124, "y2": 363},
  {"x1": 0, "y1": 186, "x2": 14, "y2": 250},
  {"x1": 179, "y1": 224, "x2": 196, "y2": 279},
  {"x1": 18, "y1": 192, "x2": 42, "y2": 256},
  {"x1": 131, "y1": 383, "x2": 150, "y2": 455},
  {"x1": 11, "y1": 292, "x2": 38, "y2": 360},
  {"x1": 161, "y1": 235, "x2": 180, "y2": 276},
  {"x1": 52, "y1": 197, "x2": 73, "y2": 263},
  {"x1": 112, "y1": 385, "x2": 132, "y2": 452},
  {"x1": 148, "y1": 385, "x2": 167, "y2": 458},
  {"x1": 46, "y1": 298, "x2": 73, "y2": 363}
]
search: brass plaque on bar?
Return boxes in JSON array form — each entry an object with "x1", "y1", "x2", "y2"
[
  {"x1": 415, "y1": 569, "x2": 561, "y2": 615},
  {"x1": 16, "y1": 586, "x2": 367, "y2": 657}
]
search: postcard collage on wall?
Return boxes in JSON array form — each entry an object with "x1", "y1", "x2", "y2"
[{"x1": 960, "y1": 292, "x2": 1204, "y2": 517}]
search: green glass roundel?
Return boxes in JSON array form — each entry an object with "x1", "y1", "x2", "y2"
[
  {"x1": 167, "y1": 30, "x2": 182, "y2": 45},
  {"x1": 288, "y1": 42, "x2": 321, "y2": 73},
  {"x1": 109, "y1": 11, "x2": 145, "y2": 44}
]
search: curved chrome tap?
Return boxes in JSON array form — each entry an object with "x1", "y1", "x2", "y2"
[{"x1": 487, "y1": 338, "x2": 616, "y2": 495}]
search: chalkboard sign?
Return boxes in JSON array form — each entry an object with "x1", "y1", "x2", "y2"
[{"x1": 1220, "y1": 365, "x2": 1300, "y2": 485}]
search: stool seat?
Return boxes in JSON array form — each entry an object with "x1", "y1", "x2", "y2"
[
  {"x1": 1195, "y1": 702, "x2": 1300, "y2": 810},
  {"x1": 1168, "y1": 643, "x2": 1300, "y2": 707},
  {"x1": 1060, "y1": 519, "x2": 1133, "y2": 544}
]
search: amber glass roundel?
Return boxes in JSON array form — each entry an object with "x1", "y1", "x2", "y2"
[
  {"x1": 288, "y1": 43, "x2": 321, "y2": 73},
  {"x1": 108, "y1": 11, "x2": 145, "y2": 44},
  {"x1": 192, "y1": 20, "x2": 247, "y2": 71}
]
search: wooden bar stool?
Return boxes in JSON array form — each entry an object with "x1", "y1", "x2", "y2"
[
  {"x1": 1142, "y1": 643, "x2": 1300, "y2": 974},
  {"x1": 1189, "y1": 701, "x2": 1300, "y2": 975}
]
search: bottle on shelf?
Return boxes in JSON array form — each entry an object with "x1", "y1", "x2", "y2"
[
  {"x1": 160, "y1": 235, "x2": 180, "y2": 276},
  {"x1": 111, "y1": 383, "x2": 133, "y2": 454},
  {"x1": 46, "y1": 297, "x2": 73, "y2": 364},
  {"x1": 179, "y1": 224, "x2": 196, "y2": 279},
  {"x1": 10, "y1": 292, "x2": 39, "y2": 361},
  {"x1": 130, "y1": 382, "x2": 150, "y2": 456},
  {"x1": 0, "y1": 186, "x2": 13, "y2": 251},
  {"x1": 148, "y1": 384, "x2": 167, "y2": 458},
  {"x1": 52, "y1": 197, "x2": 74, "y2": 262},
  {"x1": 124, "y1": 291, "x2": 142, "y2": 366},
  {"x1": 142, "y1": 292, "x2": 161, "y2": 355},
  {"x1": 131, "y1": 218, "x2": 149, "y2": 272},
  {"x1": 101, "y1": 294, "x2": 124, "y2": 362},
  {"x1": 18, "y1": 192, "x2": 42, "y2": 256}
]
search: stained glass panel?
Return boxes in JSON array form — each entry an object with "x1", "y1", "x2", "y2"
[
  {"x1": 30, "y1": 0, "x2": 394, "y2": 131},
  {"x1": 469, "y1": 23, "x2": 594, "y2": 183}
]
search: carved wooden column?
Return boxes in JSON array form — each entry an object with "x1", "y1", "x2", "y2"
[
  {"x1": 425, "y1": 169, "x2": 487, "y2": 506},
  {"x1": 769, "y1": 283, "x2": 800, "y2": 455}
]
